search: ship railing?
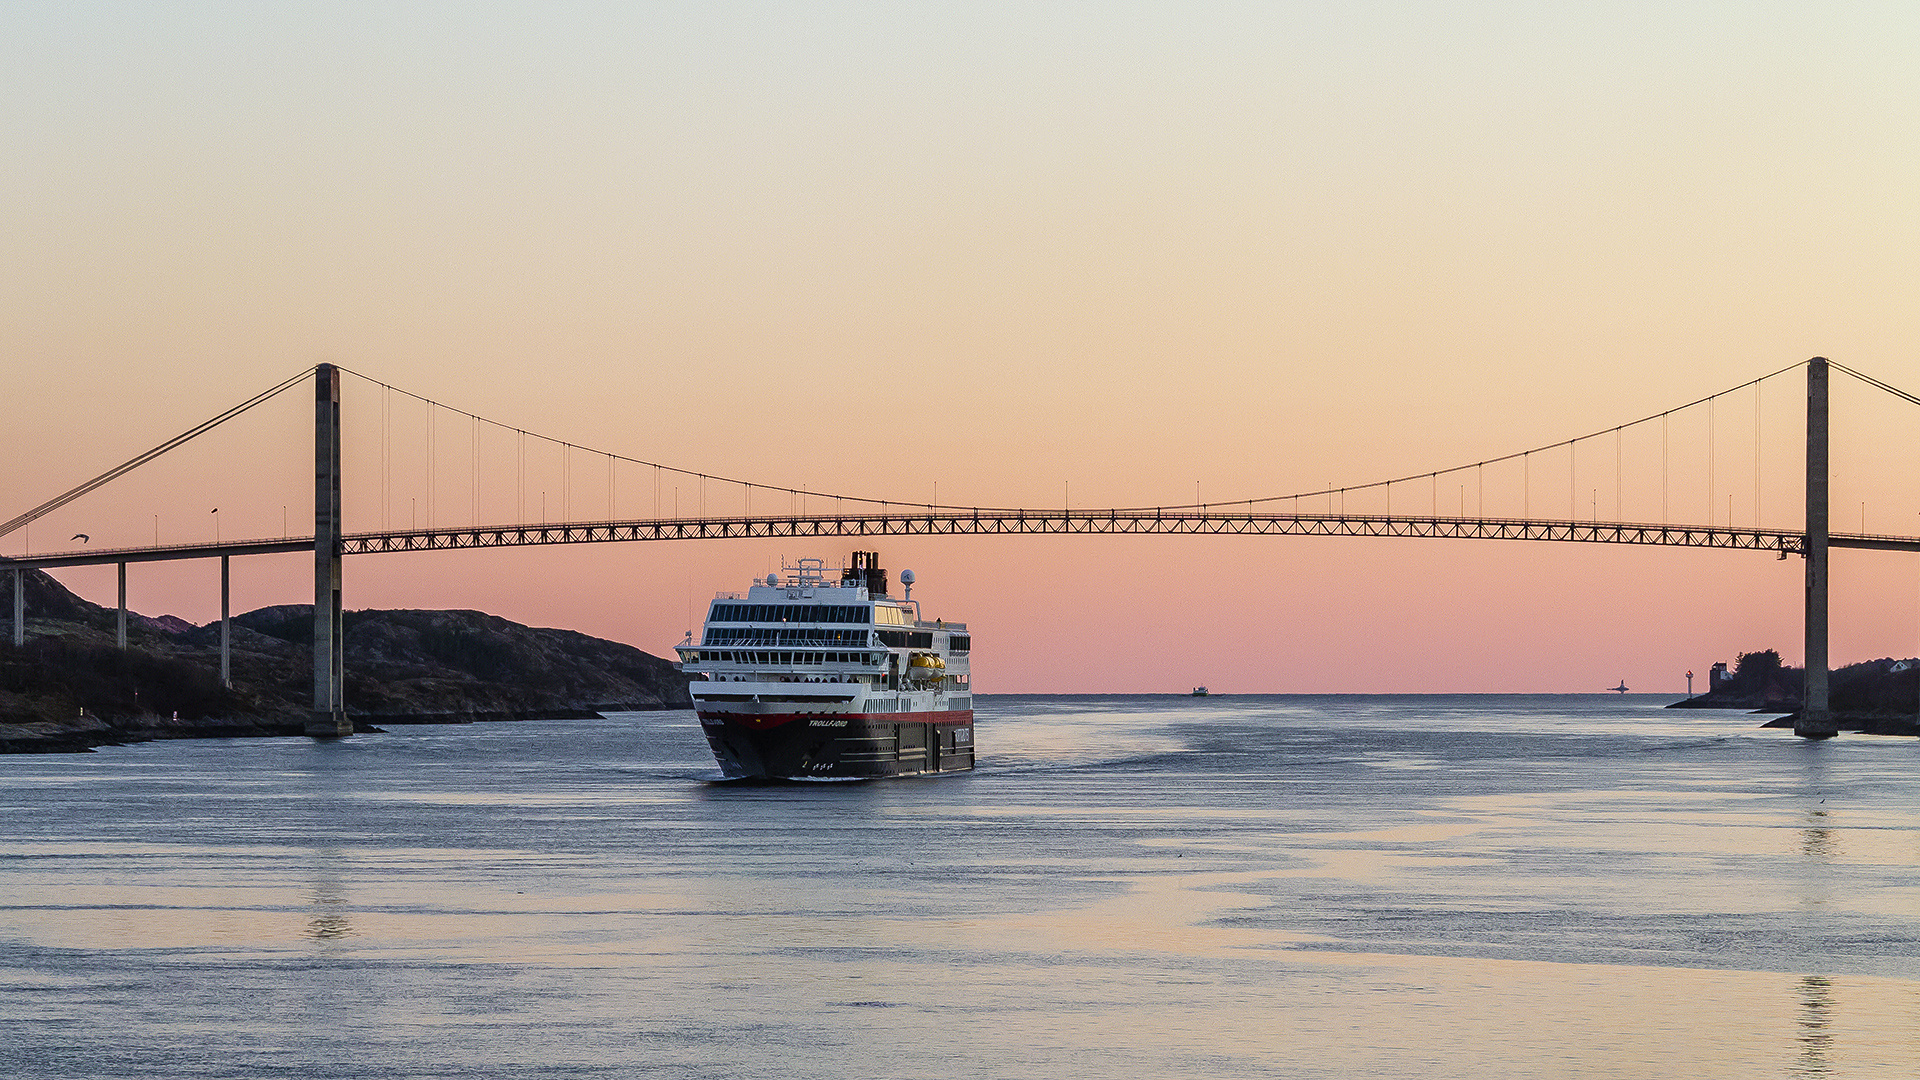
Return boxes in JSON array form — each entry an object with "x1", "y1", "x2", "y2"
[{"x1": 913, "y1": 619, "x2": 966, "y2": 630}]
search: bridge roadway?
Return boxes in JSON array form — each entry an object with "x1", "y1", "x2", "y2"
[{"x1": 9, "y1": 510, "x2": 1920, "y2": 570}]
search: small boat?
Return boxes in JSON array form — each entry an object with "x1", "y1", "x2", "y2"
[
  {"x1": 1608, "y1": 681, "x2": 1630, "y2": 693},
  {"x1": 1191, "y1": 686, "x2": 1209, "y2": 696}
]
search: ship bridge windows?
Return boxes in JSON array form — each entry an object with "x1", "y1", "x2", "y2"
[
  {"x1": 702, "y1": 627, "x2": 871, "y2": 647},
  {"x1": 708, "y1": 603, "x2": 874, "y2": 624},
  {"x1": 877, "y1": 630, "x2": 935, "y2": 649},
  {"x1": 948, "y1": 635, "x2": 970, "y2": 653}
]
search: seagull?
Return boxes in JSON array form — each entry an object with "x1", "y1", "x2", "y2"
[{"x1": 71, "y1": 533, "x2": 89, "y2": 544}]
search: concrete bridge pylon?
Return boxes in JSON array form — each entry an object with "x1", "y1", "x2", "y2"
[
  {"x1": 1798, "y1": 356, "x2": 1834, "y2": 739},
  {"x1": 308, "y1": 363, "x2": 349, "y2": 737}
]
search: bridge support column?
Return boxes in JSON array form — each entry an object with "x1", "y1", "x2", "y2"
[
  {"x1": 1799, "y1": 356, "x2": 1835, "y2": 738},
  {"x1": 116, "y1": 562, "x2": 127, "y2": 649},
  {"x1": 220, "y1": 555, "x2": 231, "y2": 689},
  {"x1": 309, "y1": 363, "x2": 350, "y2": 738},
  {"x1": 11, "y1": 568, "x2": 20, "y2": 646}
]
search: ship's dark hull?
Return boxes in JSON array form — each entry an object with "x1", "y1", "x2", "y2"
[{"x1": 698, "y1": 710, "x2": 974, "y2": 779}]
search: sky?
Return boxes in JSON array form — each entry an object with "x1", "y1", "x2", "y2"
[{"x1": 4, "y1": 2, "x2": 1920, "y2": 692}]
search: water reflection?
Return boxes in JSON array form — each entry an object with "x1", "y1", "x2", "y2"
[
  {"x1": 1791, "y1": 974, "x2": 1834, "y2": 1079},
  {"x1": 1796, "y1": 745, "x2": 1836, "y2": 916},
  {"x1": 304, "y1": 848, "x2": 356, "y2": 943},
  {"x1": 1800, "y1": 810, "x2": 1836, "y2": 861}
]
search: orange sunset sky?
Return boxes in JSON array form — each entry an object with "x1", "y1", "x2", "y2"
[{"x1": 5, "y1": 2, "x2": 1919, "y2": 692}]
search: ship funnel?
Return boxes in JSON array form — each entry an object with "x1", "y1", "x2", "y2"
[{"x1": 846, "y1": 551, "x2": 887, "y2": 597}]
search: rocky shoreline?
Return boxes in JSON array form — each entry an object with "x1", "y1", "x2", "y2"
[
  {"x1": 0, "y1": 568, "x2": 692, "y2": 753},
  {"x1": 1666, "y1": 647, "x2": 1920, "y2": 736}
]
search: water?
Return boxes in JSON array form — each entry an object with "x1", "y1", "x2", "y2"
[{"x1": 2, "y1": 695, "x2": 1916, "y2": 1078}]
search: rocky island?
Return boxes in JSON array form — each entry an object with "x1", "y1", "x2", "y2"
[
  {"x1": 1670, "y1": 647, "x2": 1920, "y2": 736},
  {"x1": 0, "y1": 568, "x2": 691, "y2": 753}
]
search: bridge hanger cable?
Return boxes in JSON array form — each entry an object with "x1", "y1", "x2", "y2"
[
  {"x1": 0, "y1": 366, "x2": 315, "y2": 541},
  {"x1": 333, "y1": 366, "x2": 982, "y2": 516},
  {"x1": 339, "y1": 360, "x2": 1809, "y2": 522},
  {"x1": 1232, "y1": 358, "x2": 1811, "y2": 515}
]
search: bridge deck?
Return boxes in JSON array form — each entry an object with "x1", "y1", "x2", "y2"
[{"x1": 9, "y1": 511, "x2": 1915, "y2": 569}]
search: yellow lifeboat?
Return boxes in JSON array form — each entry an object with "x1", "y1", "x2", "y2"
[{"x1": 907, "y1": 653, "x2": 946, "y2": 682}]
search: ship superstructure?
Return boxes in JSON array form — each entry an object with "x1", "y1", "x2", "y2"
[{"x1": 677, "y1": 552, "x2": 974, "y2": 779}]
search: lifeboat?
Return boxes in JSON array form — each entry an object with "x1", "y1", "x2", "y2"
[{"x1": 908, "y1": 653, "x2": 947, "y2": 682}]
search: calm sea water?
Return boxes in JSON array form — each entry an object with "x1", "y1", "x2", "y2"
[{"x1": 1, "y1": 695, "x2": 1915, "y2": 1079}]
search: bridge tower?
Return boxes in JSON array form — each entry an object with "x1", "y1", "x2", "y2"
[
  {"x1": 1798, "y1": 357, "x2": 1834, "y2": 738},
  {"x1": 309, "y1": 363, "x2": 350, "y2": 737}
]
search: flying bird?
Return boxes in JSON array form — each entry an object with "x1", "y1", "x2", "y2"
[{"x1": 71, "y1": 533, "x2": 89, "y2": 544}]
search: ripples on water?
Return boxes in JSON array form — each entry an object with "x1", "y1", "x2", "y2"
[{"x1": 1, "y1": 695, "x2": 1916, "y2": 1078}]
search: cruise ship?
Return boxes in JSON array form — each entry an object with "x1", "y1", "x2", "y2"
[{"x1": 676, "y1": 552, "x2": 974, "y2": 779}]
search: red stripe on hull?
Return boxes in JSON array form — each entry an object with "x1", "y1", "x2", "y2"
[{"x1": 695, "y1": 709, "x2": 974, "y2": 731}]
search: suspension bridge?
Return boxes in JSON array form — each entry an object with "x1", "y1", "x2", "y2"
[{"x1": 5, "y1": 356, "x2": 1916, "y2": 740}]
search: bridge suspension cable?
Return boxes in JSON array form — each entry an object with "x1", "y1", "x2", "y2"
[
  {"x1": 334, "y1": 366, "x2": 954, "y2": 523},
  {"x1": 1259, "y1": 360, "x2": 1808, "y2": 522},
  {"x1": 1830, "y1": 361, "x2": 1920, "y2": 408},
  {"x1": 0, "y1": 366, "x2": 313, "y2": 542},
  {"x1": 342, "y1": 360, "x2": 1817, "y2": 525}
]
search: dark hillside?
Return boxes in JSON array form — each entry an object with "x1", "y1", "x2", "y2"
[{"x1": 0, "y1": 567, "x2": 691, "y2": 751}]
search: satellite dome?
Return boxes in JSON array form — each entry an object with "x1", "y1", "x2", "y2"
[
  {"x1": 899, "y1": 569, "x2": 916, "y2": 585},
  {"x1": 765, "y1": 573, "x2": 779, "y2": 587}
]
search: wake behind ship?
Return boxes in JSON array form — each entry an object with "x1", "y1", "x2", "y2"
[{"x1": 676, "y1": 552, "x2": 974, "y2": 779}]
